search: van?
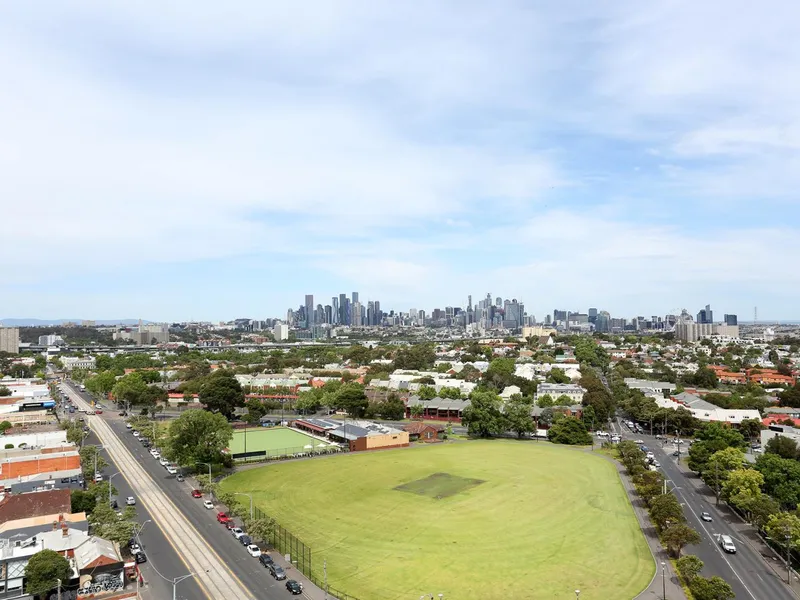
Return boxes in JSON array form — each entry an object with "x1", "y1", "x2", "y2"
[
  {"x1": 596, "y1": 431, "x2": 609, "y2": 438},
  {"x1": 720, "y1": 535, "x2": 736, "y2": 554}
]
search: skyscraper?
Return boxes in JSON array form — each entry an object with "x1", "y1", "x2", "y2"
[
  {"x1": 588, "y1": 308, "x2": 598, "y2": 324},
  {"x1": 332, "y1": 297, "x2": 339, "y2": 325},
  {"x1": 724, "y1": 314, "x2": 738, "y2": 326},
  {"x1": 304, "y1": 295, "x2": 314, "y2": 329},
  {"x1": 352, "y1": 292, "x2": 359, "y2": 305},
  {"x1": 339, "y1": 293, "x2": 347, "y2": 325},
  {"x1": 697, "y1": 304, "x2": 713, "y2": 324},
  {"x1": 374, "y1": 301, "x2": 381, "y2": 325}
]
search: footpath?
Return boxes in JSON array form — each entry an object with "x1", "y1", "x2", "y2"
[{"x1": 589, "y1": 450, "x2": 688, "y2": 600}]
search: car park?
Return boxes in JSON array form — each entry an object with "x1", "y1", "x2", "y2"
[
  {"x1": 246, "y1": 544, "x2": 261, "y2": 557},
  {"x1": 192, "y1": 490, "x2": 203, "y2": 498},
  {"x1": 286, "y1": 580, "x2": 303, "y2": 595},
  {"x1": 126, "y1": 496, "x2": 136, "y2": 506},
  {"x1": 268, "y1": 563, "x2": 287, "y2": 580},
  {"x1": 259, "y1": 553, "x2": 274, "y2": 568},
  {"x1": 701, "y1": 512, "x2": 712, "y2": 522},
  {"x1": 231, "y1": 527, "x2": 245, "y2": 539},
  {"x1": 203, "y1": 500, "x2": 214, "y2": 510}
]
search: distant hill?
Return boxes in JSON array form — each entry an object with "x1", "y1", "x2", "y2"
[{"x1": 0, "y1": 318, "x2": 150, "y2": 327}]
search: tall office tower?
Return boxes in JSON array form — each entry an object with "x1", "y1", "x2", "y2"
[
  {"x1": 304, "y1": 295, "x2": 314, "y2": 329},
  {"x1": 352, "y1": 301, "x2": 363, "y2": 326},
  {"x1": 332, "y1": 297, "x2": 339, "y2": 324},
  {"x1": 374, "y1": 301, "x2": 381, "y2": 324},
  {"x1": 325, "y1": 305, "x2": 333, "y2": 324},
  {"x1": 496, "y1": 297, "x2": 502, "y2": 307},
  {"x1": 344, "y1": 298, "x2": 352, "y2": 325},
  {"x1": 468, "y1": 295, "x2": 472, "y2": 311},
  {"x1": 0, "y1": 327, "x2": 20, "y2": 354},
  {"x1": 367, "y1": 301, "x2": 375, "y2": 325},
  {"x1": 545, "y1": 314, "x2": 552, "y2": 325},
  {"x1": 339, "y1": 293, "x2": 347, "y2": 325},
  {"x1": 316, "y1": 304, "x2": 325, "y2": 325},
  {"x1": 352, "y1": 292, "x2": 359, "y2": 305},
  {"x1": 588, "y1": 308, "x2": 598, "y2": 324},
  {"x1": 595, "y1": 311, "x2": 611, "y2": 333},
  {"x1": 697, "y1": 304, "x2": 713, "y2": 324},
  {"x1": 418, "y1": 310, "x2": 426, "y2": 325},
  {"x1": 724, "y1": 314, "x2": 738, "y2": 326}
]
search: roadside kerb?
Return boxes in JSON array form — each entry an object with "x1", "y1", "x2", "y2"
[{"x1": 64, "y1": 385, "x2": 254, "y2": 600}]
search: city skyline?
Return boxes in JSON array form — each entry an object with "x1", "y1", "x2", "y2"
[{"x1": 1, "y1": 3, "x2": 799, "y2": 321}]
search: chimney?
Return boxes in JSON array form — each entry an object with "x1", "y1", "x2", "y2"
[
  {"x1": 61, "y1": 523, "x2": 69, "y2": 538},
  {"x1": 52, "y1": 521, "x2": 58, "y2": 531}
]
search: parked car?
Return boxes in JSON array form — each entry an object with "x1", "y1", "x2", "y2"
[
  {"x1": 701, "y1": 512, "x2": 712, "y2": 522},
  {"x1": 126, "y1": 423, "x2": 133, "y2": 429},
  {"x1": 129, "y1": 543, "x2": 142, "y2": 554},
  {"x1": 166, "y1": 465, "x2": 178, "y2": 474},
  {"x1": 126, "y1": 496, "x2": 136, "y2": 506},
  {"x1": 94, "y1": 473, "x2": 104, "y2": 482},
  {"x1": 176, "y1": 474, "x2": 185, "y2": 482},
  {"x1": 216, "y1": 512, "x2": 231, "y2": 524},
  {"x1": 246, "y1": 544, "x2": 261, "y2": 557},
  {"x1": 191, "y1": 489, "x2": 203, "y2": 498},
  {"x1": 259, "y1": 554, "x2": 274, "y2": 568},
  {"x1": 119, "y1": 411, "x2": 127, "y2": 417},
  {"x1": 134, "y1": 552, "x2": 147, "y2": 564},
  {"x1": 133, "y1": 431, "x2": 140, "y2": 437},
  {"x1": 231, "y1": 527, "x2": 245, "y2": 540},
  {"x1": 159, "y1": 457, "x2": 169, "y2": 467},
  {"x1": 203, "y1": 500, "x2": 214, "y2": 510},
  {"x1": 268, "y1": 563, "x2": 287, "y2": 580},
  {"x1": 673, "y1": 450, "x2": 681, "y2": 457},
  {"x1": 635, "y1": 439, "x2": 644, "y2": 444},
  {"x1": 149, "y1": 449, "x2": 159, "y2": 457},
  {"x1": 239, "y1": 535, "x2": 252, "y2": 546},
  {"x1": 286, "y1": 580, "x2": 303, "y2": 595}
]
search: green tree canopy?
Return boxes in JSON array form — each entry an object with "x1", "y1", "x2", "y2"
[
  {"x1": 24, "y1": 549, "x2": 72, "y2": 595},
  {"x1": 165, "y1": 409, "x2": 232, "y2": 468},
  {"x1": 547, "y1": 417, "x2": 591, "y2": 445},
  {"x1": 199, "y1": 371, "x2": 245, "y2": 418},
  {"x1": 756, "y1": 453, "x2": 800, "y2": 509},
  {"x1": 766, "y1": 435, "x2": 799, "y2": 459},
  {"x1": 676, "y1": 555, "x2": 704, "y2": 583},
  {"x1": 462, "y1": 391, "x2": 506, "y2": 438},
  {"x1": 335, "y1": 383, "x2": 369, "y2": 418},
  {"x1": 662, "y1": 523, "x2": 701, "y2": 557},
  {"x1": 690, "y1": 576, "x2": 735, "y2": 600}
]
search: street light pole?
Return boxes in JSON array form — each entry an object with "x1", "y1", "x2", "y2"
[
  {"x1": 786, "y1": 532, "x2": 792, "y2": 584},
  {"x1": 661, "y1": 561, "x2": 666, "y2": 600},
  {"x1": 196, "y1": 462, "x2": 213, "y2": 498},
  {"x1": 575, "y1": 590, "x2": 580, "y2": 599},
  {"x1": 108, "y1": 472, "x2": 120, "y2": 504},
  {"x1": 234, "y1": 492, "x2": 254, "y2": 520},
  {"x1": 57, "y1": 578, "x2": 62, "y2": 600},
  {"x1": 172, "y1": 573, "x2": 195, "y2": 600}
]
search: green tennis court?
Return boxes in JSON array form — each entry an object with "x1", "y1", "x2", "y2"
[{"x1": 228, "y1": 426, "x2": 329, "y2": 456}]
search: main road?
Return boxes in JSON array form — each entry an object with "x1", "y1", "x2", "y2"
[
  {"x1": 618, "y1": 420, "x2": 795, "y2": 600},
  {"x1": 63, "y1": 381, "x2": 308, "y2": 600}
]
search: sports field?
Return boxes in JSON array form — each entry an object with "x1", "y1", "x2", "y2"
[
  {"x1": 222, "y1": 440, "x2": 653, "y2": 599},
  {"x1": 228, "y1": 426, "x2": 329, "y2": 455}
]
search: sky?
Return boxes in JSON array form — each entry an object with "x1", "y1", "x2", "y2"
[{"x1": 1, "y1": 1, "x2": 799, "y2": 323}]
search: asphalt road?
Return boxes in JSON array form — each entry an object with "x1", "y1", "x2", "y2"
[
  {"x1": 67, "y1": 417, "x2": 204, "y2": 600},
  {"x1": 617, "y1": 420, "x2": 795, "y2": 600},
  {"x1": 65, "y1": 384, "x2": 299, "y2": 600}
]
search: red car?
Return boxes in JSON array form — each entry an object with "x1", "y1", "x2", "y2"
[
  {"x1": 191, "y1": 490, "x2": 202, "y2": 498},
  {"x1": 95, "y1": 410, "x2": 103, "y2": 414},
  {"x1": 217, "y1": 512, "x2": 231, "y2": 524}
]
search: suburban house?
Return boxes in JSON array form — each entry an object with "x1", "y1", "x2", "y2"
[
  {"x1": 404, "y1": 396, "x2": 471, "y2": 422},
  {"x1": 662, "y1": 392, "x2": 761, "y2": 425},
  {"x1": 534, "y1": 383, "x2": 586, "y2": 404},
  {"x1": 403, "y1": 422, "x2": 444, "y2": 442}
]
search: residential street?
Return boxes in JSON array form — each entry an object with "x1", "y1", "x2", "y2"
[{"x1": 618, "y1": 419, "x2": 797, "y2": 600}]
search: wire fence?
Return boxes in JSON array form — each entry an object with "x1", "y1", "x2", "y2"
[
  {"x1": 232, "y1": 444, "x2": 349, "y2": 463},
  {"x1": 252, "y1": 505, "x2": 361, "y2": 600}
]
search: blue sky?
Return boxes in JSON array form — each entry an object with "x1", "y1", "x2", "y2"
[{"x1": 1, "y1": 1, "x2": 799, "y2": 322}]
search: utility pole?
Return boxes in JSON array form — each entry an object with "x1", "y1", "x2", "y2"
[
  {"x1": 786, "y1": 531, "x2": 792, "y2": 585},
  {"x1": 57, "y1": 578, "x2": 62, "y2": 600}
]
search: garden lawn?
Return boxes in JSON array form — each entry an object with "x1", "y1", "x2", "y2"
[
  {"x1": 228, "y1": 426, "x2": 327, "y2": 455},
  {"x1": 222, "y1": 440, "x2": 653, "y2": 600}
]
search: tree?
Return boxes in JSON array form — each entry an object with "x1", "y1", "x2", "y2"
[
  {"x1": 756, "y1": 453, "x2": 800, "y2": 509},
  {"x1": 649, "y1": 493, "x2": 685, "y2": 531},
  {"x1": 417, "y1": 385, "x2": 436, "y2": 400},
  {"x1": 690, "y1": 576, "x2": 736, "y2": 600},
  {"x1": 336, "y1": 383, "x2": 369, "y2": 418},
  {"x1": 71, "y1": 489, "x2": 97, "y2": 514},
  {"x1": 748, "y1": 493, "x2": 781, "y2": 530},
  {"x1": 438, "y1": 386, "x2": 462, "y2": 399},
  {"x1": 765, "y1": 512, "x2": 800, "y2": 552},
  {"x1": 662, "y1": 523, "x2": 701, "y2": 557},
  {"x1": 380, "y1": 395, "x2": 406, "y2": 421},
  {"x1": 504, "y1": 397, "x2": 534, "y2": 438},
  {"x1": 246, "y1": 516, "x2": 277, "y2": 545},
  {"x1": 79, "y1": 445, "x2": 107, "y2": 480},
  {"x1": 547, "y1": 417, "x2": 592, "y2": 445},
  {"x1": 766, "y1": 435, "x2": 799, "y2": 460},
  {"x1": 295, "y1": 392, "x2": 322, "y2": 415},
  {"x1": 199, "y1": 371, "x2": 245, "y2": 418},
  {"x1": 167, "y1": 409, "x2": 233, "y2": 466},
  {"x1": 410, "y1": 404, "x2": 423, "y2": 418},
  {"x1": 85, "y1": 370, "x2": 118, "y2": 396},
  {"x1": 24, "y1": 549, "x2": 72, "y2": 596},
  {"x1": 87, "y1": 501, "x2": 136, "y2": 545},
  {"x1": 243, "y1": 398, "x2": 268, "y2": 424},
  {"x1": 0, "y1": 420, "x2": 13, "y2": 433},
  {"x1": 723, "y1": 468, "x2": 764, "y2": 511},
  {"x1": 738, "y1": 418, "x2": 764, "y2": 441},
  {"x1": 0, "y1": 385, "x2": 11, "y2": 396},
  {"x1": 111, "y1": 372, "x2": 148, "y2": 406},
  {"x1": 537, "y1": 394, "x2": 554, "y2": 408},
  {"x1": 547, "y1": 368, "x2": 570, "y2": 384},
  {"x1": 676, "y1": 554, "x2": 704, "y2": 583},
  {"x1": 634, "y1": 470, "x2": 666, "y2": 506},
  {"x1": 462, "y1": 391, "x2": 506, "y2": 438},
  {"x1": 486, "y1": 357, "x2": 515, "y2": 379},
  {"x1": 703, "y1": 447, "x2": 746, "y2": 501}
]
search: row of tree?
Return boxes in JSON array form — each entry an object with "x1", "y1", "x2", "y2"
[{"x1": 617, "y1": 441, "x2": 734, "y2": 600}]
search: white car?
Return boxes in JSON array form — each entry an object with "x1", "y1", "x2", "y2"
[
  {"x1": 126, "y1": 496, "x2": 136, "y2": 506},
  {"x1": 753, "y1": 447, "x2": 763, "y2": 454},
  {"x1": 130, "y1": 543, "x2": 142, "y2": 554},
  {"x1": 166, "y1": 465, "x2": 178, "y2": 475},
  {"x1": 246, "y1": 544, "x2": 261, "y2": 557},
  {"x1": 133, "y1": 430, "x2": 140, "y2": 437},
  {"x1": 159, "y1": 458, "x2": 169, "y2": 467},
  {"x1": 150, "y1": 450, "x2": 160, "y2": 459},
  {"x1": 231, "y1": 528, "x2": 245, "y2": 539},
  {"x1": 203, "y1": 500, "x2": 214, "y2": 510},
  {"x1": 635, "y1": 439, "x2": 645, "y2": 444},
  {"x1": 126, "y1": 423, "x2": 133, "y2": 429},
  {"x1": 94, "y1": 473, "x2": 104, "y2": 482}
]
